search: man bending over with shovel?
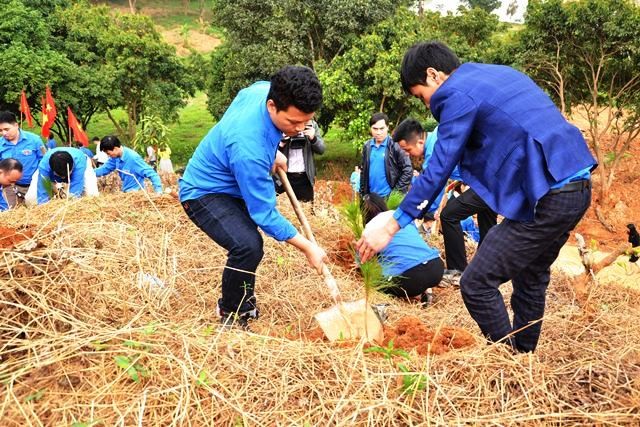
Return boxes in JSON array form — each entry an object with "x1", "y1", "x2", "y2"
[
  {"x1": 179, "y1": 65, "x2": 326, "y2": 329},
  {"x1": 357, "y1": 41, "x2": 596, "y2": 353}
]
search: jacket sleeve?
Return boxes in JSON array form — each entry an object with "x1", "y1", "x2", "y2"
[
  {"x1": 398, "y1": 89, "x2": 477, "y2": 220},
  {"x1": 309, "y1": 121, "x2": 325, "y2": 155},
  {"x1": 229, "y1": 138, "x2": 297, "y2": 241},
  {"x1": 136, "y1": 157, "x2": 163, "y2": 192},
  {"x1": 36, "y1": 165, "x2": 52, "y2": 204},
  {"x1": 359, "y1": 143, "x2": 368, "y2": 195},
  {"x1": 393, "y1": 143, "x2": 414, "y2": 193},
  {"x1": 95, "y1": 158, "x2": 116, "y2": 177}
]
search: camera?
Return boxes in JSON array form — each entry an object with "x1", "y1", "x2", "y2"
[{"x1": 283, "y1": 134, "x2": 308, "y2": 149}]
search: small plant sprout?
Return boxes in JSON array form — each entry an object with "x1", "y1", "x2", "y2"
[
  {"x1": 196, "y1": 370, "x2": 210, "y2": 387},
  {"x1": 397, "y1": 363, "x2": 427, "y2": 393},
  {"x1": 114, "y1": 355, "x2": 149, "y2": 383}
]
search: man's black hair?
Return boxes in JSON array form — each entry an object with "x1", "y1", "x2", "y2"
[
  {"x1": 393, "y1": 118, "x2": 424, "y2": 145},
  {"x1": 100, "y1": 135, "x2": 122, "y2": 152},
  {"x1": 49, "y1": 151, "x2": 73, "y2": 180},
  {"x1": 267, "y1": 66, "x2": 323, "y2": 113},
  {"x1": 361, "y1": 192, "x2": 389, "y2": 224},
  {"x1": 0, "y1": 111, "x2": 18, "y2": 125},
  {"x1": 0, "y1": 158, "x2": 23, "y2": 173},
  {"x1": 92, "y1": 136, "x2": 100, "y2": 142},
  {"x1": 401, "y1": 41, "x2": 461, "y2": 94},
  {"x1": 369, "y1": 112, "x2": 389, "y2": 127}
]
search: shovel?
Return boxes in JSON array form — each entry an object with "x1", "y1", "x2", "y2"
[{"x1": 276, "y1": 169, "x2": 384, "y2": 343}]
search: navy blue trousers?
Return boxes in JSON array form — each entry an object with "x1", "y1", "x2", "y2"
[
  {"x1": 460, "y1": 185, "x2": 591, "y2": 352},
  {"x1": 182, "y1": 194, "x2": 263, "y2": 314}
]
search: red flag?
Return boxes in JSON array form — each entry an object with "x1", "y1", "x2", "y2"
[
  {"x1": 67, "y1": 107, "x2": 88, "y2": 147},
  {"x1": 19, "y1": 90, "x2": 34, "y2": 128},
  {"x1": 41, "y1": 86, "x2": 57, "y2": 139}
]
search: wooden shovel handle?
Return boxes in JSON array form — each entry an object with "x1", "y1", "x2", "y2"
[{"x1": 277, "y1": 168, "x2": 341, "y2": 301}]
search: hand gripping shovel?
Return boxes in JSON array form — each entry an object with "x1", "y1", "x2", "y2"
[{"x1": 276, "y1": 169, "x2": 384, "y2": 343}]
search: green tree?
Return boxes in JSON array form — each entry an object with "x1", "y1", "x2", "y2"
[
  {"x1": 206, "y1": 0, "x2": 409, "y2": 121},
  {"x1": 464, "y1": 0, "x2": 501, "y2": 13},
  {"x1": 517, "y1": 0, "x2": 640, "y2": 204}
]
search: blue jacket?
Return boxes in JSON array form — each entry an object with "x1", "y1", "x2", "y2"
[
  {"x1": 179, "y1": 81, "x2": 297, "y2": 241},
  {"x1": 37, "y1": 147, "x2": 89, "y2": 204},
  {"x1": 397, "y1": 63, "x2": 596, "y2": 226},
  {"x1": 79, "y1": 147, "x2": 94, "y2": 158},
  {"x1": 0, "y1": 130, "x2": 44, "y2": 186},
  {"x1": 95, "y1": 147, "x2": 162, "y2": 193}
]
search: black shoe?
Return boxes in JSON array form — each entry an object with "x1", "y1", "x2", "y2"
[
  {"x1": 419, "y1": 289, "x2": 434, "y2": 308},
  {"x1": 218, "y1": 307, "x2": 258, "y2": 331}
]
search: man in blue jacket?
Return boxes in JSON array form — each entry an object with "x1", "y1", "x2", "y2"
[
  {"x1": 35, "y1": 147, "x2": 99, "y2": 204},
  {"x1": 0, "y1": 111, "x2": 45, "y2": 208},
  {"x1": 0, "y1": 158, "x2": 23, "y2": 211},
  {"x1": 357, "y1": 41, "x2": 595, "y2": 352},
  {"x1": 179, "y1": 65, "x2": 327, "y2": 329},
  {"x1": 95, "y1": 136, "x2": 162, "y2": 194},
  {"x1": 359, "y1": 112, "x2": 413, "y2": 197}
]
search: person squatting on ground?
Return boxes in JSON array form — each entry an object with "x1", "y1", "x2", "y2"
[
  {"x1": 394, "y1": 118, "x2": 496, "y2": 276},
  {"x1": 0, "y1": 158, "x2": 23, "y2": 211},
  {"x1": 362, "y1": 193, "x2": 444, "y2": 305},
  {"x1": 179, "y1": 65, "x2": 327, "y2": 329},
  {"x1": 0, "y1": 111, "x2": 45, "y2": 208},
  {"x1": 95, "y1": 136, "x2": 163, "y2": 194},
  {"x1": 359, "y1": 112, "x2": 413, "y2": 198},
  {"x1": 357, "y1": 41, "x2": 596, "y2": 353},
  {"x1": 273, "y1": 119, "x2": 325, "y2": 203},
  {"x1": 31, "y1": 147, "x2": 99, "y2": 205}
]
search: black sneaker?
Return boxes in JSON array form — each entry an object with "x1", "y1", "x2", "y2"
[
  {"x1": 218, "y1": 307, "x2": 259, "y2": 331},
  {"x1": 419, "y1": 288, "x2": 434, "y2": 308}
]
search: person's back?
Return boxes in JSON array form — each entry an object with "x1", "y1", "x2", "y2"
[
  {"x1": 420, "y1": 62, "x2": 593, "y2": 221},
  {"x1": 34, "y1": 147, "x2": 99, "y2": 204}
]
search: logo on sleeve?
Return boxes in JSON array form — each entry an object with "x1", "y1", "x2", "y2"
[
  {"x1": 417, "y1": 199, "x2": 429, "y2": 210},
  {"x1": 21, "y1": 149, "x2": 33, "y2": 156}
]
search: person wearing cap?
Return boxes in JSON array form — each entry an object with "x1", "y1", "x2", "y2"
[
  {"x1": 357, "y1": 41, "x2": 596, "y2": 353},
  {"x1": 0, "y1": 158, "x2": 23, "y2": 211},
  {"x1": 0, "y1": 111, "x2": 45, "y2": 208},
  {"x1": 95, "y1": 135, "x2": 163, "y2": 194},
  {"x1": 33, "y1": 147, "x2": 99, "y2": 204}
]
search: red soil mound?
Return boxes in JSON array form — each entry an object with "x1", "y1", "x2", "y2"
[
  {"x1": 0, "y1": 226, "x2": 32, "y2": 250},
  {"x1": 383, "y1": 316, "x2": 475, "y2": 355}
]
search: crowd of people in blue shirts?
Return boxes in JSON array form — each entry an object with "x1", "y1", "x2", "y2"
[{"x1": 0, "y1": 111, "x2": 164, "y2": 210}]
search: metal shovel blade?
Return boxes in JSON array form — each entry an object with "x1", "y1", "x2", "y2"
[{"x1": 314, "y1": 298, "x2": 384, "y2": 343}]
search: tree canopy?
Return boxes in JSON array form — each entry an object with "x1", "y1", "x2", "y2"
[{"x1": 0, "y1": 0, "x2": 195, "y2": 142}]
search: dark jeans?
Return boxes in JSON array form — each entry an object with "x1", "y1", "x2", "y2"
[
  {"x1": 276, "y1": 172, "x2": 314, "y2": 202},
  {"x1": 440, "y1": 188, "x2": 497, "y2": 271},
  {"x1": 385, "y1": 257, "x2": 444, "y2": 298},
  {"x1": 459, "y1": 183, "x2": 591, "y2": 352},
  {"x1": 182, "y1": 194, "x2": 264, "y2": 314}
]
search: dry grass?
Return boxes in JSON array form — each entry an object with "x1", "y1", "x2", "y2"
[{"x1": 0, "y1": 190, "x2": 639, "y2": 425}]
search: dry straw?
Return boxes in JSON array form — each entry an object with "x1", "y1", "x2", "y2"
[{"x1": 0, "y1": 189, "x2": 639, "y2": 426}]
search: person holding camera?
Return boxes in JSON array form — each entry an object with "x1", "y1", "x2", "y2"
[{"x1": 274, "y1": 120, "x2": 325, "y2": 202}]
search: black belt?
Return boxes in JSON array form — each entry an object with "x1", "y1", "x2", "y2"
[{"x1": 548, "y1": 179, "x2": 591, "y2": 195}]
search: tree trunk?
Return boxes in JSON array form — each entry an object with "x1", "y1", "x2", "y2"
[
  {"x1": 106, "y1": 109, "x2": 126, "y2": 138},
  {"x1": 129, "y1": 0, "x2": 137, "y2": 14}
]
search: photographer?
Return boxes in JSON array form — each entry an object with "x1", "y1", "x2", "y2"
[{"x1": 274, "y1": 119, "x2": 325, "y2": 202}]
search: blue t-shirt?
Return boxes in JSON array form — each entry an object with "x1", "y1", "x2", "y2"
[
  {"x1": 46, "y1": 138, "x2": 57, "y2": 149},
  {"x1": 368, "y1": 137, "x2": 393, "y2": 197},
  {"x1": 422, "y1": 126, "x2": 463, "y2": 214},
  {"x1": 178, "y1": 81, "x2": 297, "y2": 242},
  {"x1": 37, "y1": 147, "x2": 88, "y2": 204},
  {"x1": 379, "y1": 221, "x2": 440, "y2": 277},
  {"x1": 0, "y1": 191, "x2": 8, "y2": 211},
  {"x1": 0, "y1": 130, "x2": 44, "y2": 186},
  {"x1": 95, "y1": 147, "x2": 162, "y2": 193}
]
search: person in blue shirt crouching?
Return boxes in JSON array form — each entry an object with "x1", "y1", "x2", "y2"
[
  {"x1": 362, "y1": 193, "x2": 444, "y2": 304},
  {"x1": 95, "y1": 136, "x2": 163, "y2": 194},
  {"x1": 33, "y1": 147, "x2": 99, "y2": 204},
  {"x1": 179, "y1": 65, "x2": 327, "y2": 330}
]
